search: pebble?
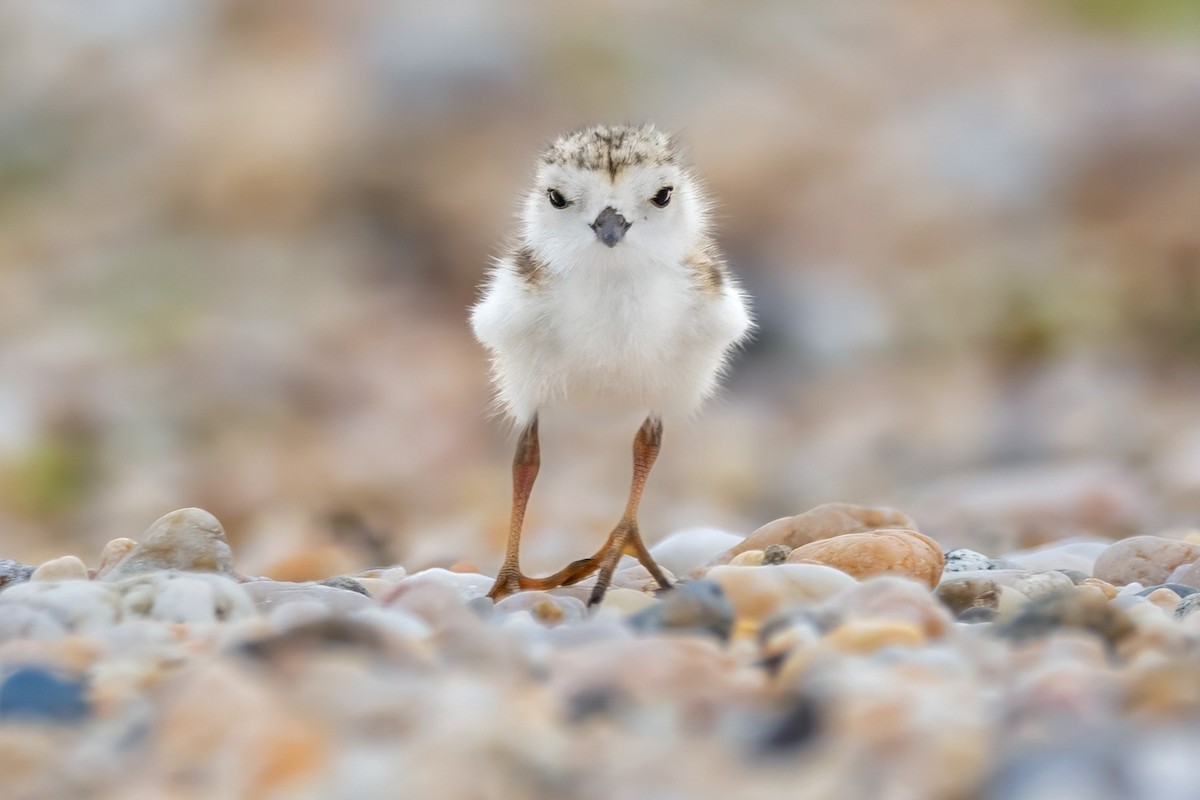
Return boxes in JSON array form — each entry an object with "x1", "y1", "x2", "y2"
[
  {"x1": 1142, "y1": 587, "x2": 1181, "y2": 615},
  {"x1": 30, "y1": 556, "x2": 89, "y2": 582},
  {"x1": 937, "y1": 577, "x2": 1001, "y2": 615},
  {"x1": 647, "y1": 528, "x2": 744, "y2": 576},
  {"x1": 1171, "y1": 559, "x2": 1200, "y2": 590},
  {"x1": 1091, "y1": 536, "x2": 1200, "y2": 587},
  {"x1": 102, "y1": 508, "x2": 235, "y2": 581},
  {"x1": 95, "y1": 538, "x2": 137, "y2": 578},
  {"x1": 0, "y1": 581, "x2": 122, "y2": 632},
  {"x1": 627, "y1": 580, "x2": 734, "y2": 640},
  {"x1": 0, "y1": 559, "x2": 35, "y2": 591},
  {"x1": 722, "y1": 503, "x2": 917, "y2": 562},
  {"x1": 1135, "y1": 582, "x2": 1197, "y2": 598},
  {"x1": 1175, "y1": 593, "x2": 1200, "y2": 620},
  {"x1": 115, "y1": 572, "x2": 257, "y2": 623},
  {"x1": 832, "y1": 576, "x2": 954, "y2": 637},
  {"x1": 242, "y1": 580, "x2": 374, "y2": 615},
  {"x1": 494, "y1": 592, "x2": 587, "y2": 626},
  {"x1": 997, "y1": 590, "x2": 1134, "y2": 647},
  {"x1": 318, "y1": 576, "x2": 371, "y2": 596},
  {"x1": 787, "y1": 529, "x2": 945, "y2": 588},
  {"x1": 824, "y1": 619, "x2": 926, "y2": 653},
  {"x1": 598, "y1": 587, "x2": 659, "y2": 616},
  {"x1": 1000, "y1": 539, "x2": 1110, "y2": 575},
  {"x1": 392, "y1": 568, "x2": 493, "y2": 602},
  {"x1": 0, "y1": 667, "x2": 89, "y2": 723},
  {"x1": 942, "y1": 549, "x2": 997, "y2": 572},
  {"x1": 705, "y1": 564, "x2": 857, "y2": 622}
]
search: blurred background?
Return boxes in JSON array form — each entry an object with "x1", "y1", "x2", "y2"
[{"x1": 2, "y1": 0, "x2": 1200, "y2": 577}]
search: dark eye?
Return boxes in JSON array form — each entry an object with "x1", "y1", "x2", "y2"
[
  {"x1": 547, "y1": 189, "x2": 568, "y2": 209},
  {"x1": 651, "y1": 186, "x2": 673, "y2": 207}
]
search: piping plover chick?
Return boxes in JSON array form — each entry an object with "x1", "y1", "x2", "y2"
[{"x1": 471, "y1": 123, "x2": 753, "y2": 605}]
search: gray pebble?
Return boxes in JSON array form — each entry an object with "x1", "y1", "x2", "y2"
[
  {"x1": 1136, "y1": 583, "x2": 1198, "y2": 598},
  {"x1": 1175, "y1": 593, "x2": 1200, "y2": 620},
  {"x1": 0, "y1": 559, "x2": 35, "y2": 592},
  {"x1": 628, "y1": 580, "x2": 734, "y2": 641},
  {"x1": 319, "y1": 576, "x2": 371, "y2": 596}
]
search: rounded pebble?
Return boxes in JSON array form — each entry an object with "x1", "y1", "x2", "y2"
[{"x1": 787, "y1": 529, "x2": 945, "y2": 588}]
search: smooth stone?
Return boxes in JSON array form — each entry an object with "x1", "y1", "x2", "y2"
[
  {"x1": 787, "y1": 529, "x2": 945, "y2": 588},
  {"x1": 722, "y1": 503, "x2": 917, "y2": 562},
  {"x1": 0, "y1": 667, "x2": 89, "y2": 723},
  {"x1": 1136, "y1": 583, "x2": 1198, "y2": 598},
  {"x1": 0, "y1": 558, "x2": 35, "y2": 591},
  {"x1": 627, "y1": 580, "x2": 734, "y2": 640},
  {"x1": 114, "y1": 572, "x2": 257, "y2": 623},
  {"x1": 0, "y1": 581, "x2": 121, "y2": 631},
  {"x1": 1175, "y1": 593, "x2": 1200, "y2": 619},
  {"x1": 611, "y1": 564, "x2": 677, "y2": 593},
  {"x1": 763, "y1": 545, "x2": 792, "y2": 565},
  {"x1": 1056, "y1": 569, "x2": 1089, "y2": 585},
  {"x1": 30, "y1": 556, "x2": 89, "y2": 582},
  {"x1": 729, "y1": 550, "x2": 766, "y2": 567},
  {"x1": 832, "y1": 576, "x2": 953, "y2": 638},
  {"x1": 705, "y1": 564, "x2": 856, "y2": 622},
  {"x1": 598, "y1": 588, "x2": 659, "y2": 616},
  {"x1": 648, "y1": 528, "x2": 744, "y2": 577},
  {"x1": 1092, "y1": 536, "x2": 1200, "y2": 587},
  {"x1": 347, "y1": 607, "x2": 432, "y2": 642},
  {"x1": 824, "y1": 619, "x2": 925, "y2": 653},
  {"x1": 494, "y1": 592, "x2": 587, "y2": 626},
  {"x1": 267, "y1": 600, "x2": 332, "y2": 631},
  {"x1": 395, "y1": 568, "x2": 493, "y2": 602},
  {"x1": 997, "y1": 589, "x2": 1134, "y2": 646},
  {"x1": 1171, "y1": 560, "x2": 1200, "y2": 590},
  {"x1": 1143, "y1": 587, "x2": 1181, "y2": 614},
  {"x1": 937, "y1": 577, "x2": 1000, "y2": 615},
  {"x1": 1008, "y1": 571, "x2": 1076, "y2": 601},
  {"x1": 356, "y1": 566, "x2": 408, "y2": 583},
  {"x1": 352, "y1": 577, "x2": 393, "y2": 598},
  {"x1": 1080, "y1": 578, "x2": 1118, "y2": 599},
  {"x1": 958, "y1": 606, "x2": 998, "y2": 623},
  {"x1": 942, "y1": 549, "x2": 995, "y2": 573},
  {"x1": 242, "y1": 580, "x2": 374, "y2": 615},
  {"x1": 1001, "y1": 539, "x2": 1110, "y2": 575},
  {"x1": 0, "y1": 605, "x2": 69, "y2": 642},
  {"x1": 318, "y1": 576, "x2": 370, "y2": 596},
  {"x1": 95, "y1": 538, "x2": 137, "y2": 578},
  {"x1": 102, "y1": 508, "x2": 235, "y2": 582}
]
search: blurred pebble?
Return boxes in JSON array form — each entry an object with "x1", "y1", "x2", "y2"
[
  {"x1": 494, "y1": 592, "x2": 587, "y2": 626},
  {"x1": 943, "y1": 548, "x2": 996, "y2": 572},
  {"x1": 0, "y1": 581, "x2": 121, "y2": 631},
  {"x1": 1001, "y1": 540, "x2": 1109, "y2": 575},
  {"x1": 318, "y1": 576, "x2": 370, "y2": 596},
  {"x1": 1091, "y1": 536, "x2": 1200, "y2": 587},
  {"x1": 787, "y1": 529, "x2": 945, "y2": 588},
  {"x1": 1080, "y1": 578, "x2": 1118, "y2": 599},
  {"x1": 1142, "y1": 587, "x2": 1181, "y2": 614},
  {"x1": 706, "y1": 564, "x2": 856, "y2": 622},
  {"x1": 30, "y1": 556, "x2": 88, "y2": 582},
  {"x1": 937, "y1": 577, "x2": 1000, "y2": 615},
  {"x1": 0, "y1": 559, "x2": 35, "y2": 591},
  {"x1": 627, "y1": 580, "x2": 734, "y2": 640},
  {"x1": 94, "y1": 539, "x2": 137, "y2": 578},
  {"x1": 0, "y1": 667, "x2": 89, "y2": 723},
  {"x1": 997, "y1": 590, "x2": 1133, "y2": 646},
  {"x1": 102, "y1": 508, "x2": 235, "y2": 582},
  {"x1": 1174, "y1": 593, "x2": 1200, "y2": 619},
  {"x1": 242, "y1": 580, "x2": 374, "y2": 615},
  {"x1": 394, "y1": 568, "x2": 493, "y2": 602},
  {"x1": 824, "y1": 619, "x2": 926, "y2": 653},
  {"x1": 1135, "y1": 582, "x2": 1197, "y2": 597},
  {"x1": 648, "y1": 528, "x2": 744, "y2": 576},
  {"x1": 722, "y1": 503, "x2": 916, "y2": 562},
  {"x1": 115, "y1": 572, "x2": 257, "y2": 623},
  {"x1": 729, "y1": 550, "x2": 766, "y2": 566}
]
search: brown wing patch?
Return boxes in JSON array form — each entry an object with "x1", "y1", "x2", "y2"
[
  {"x1": 686, "y1": 249, "x2": 728, "y2": 294},
  {"x1": 512, "y1": 247, "x2": 547, "y2": 287}
]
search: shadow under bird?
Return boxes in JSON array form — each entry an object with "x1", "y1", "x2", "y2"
[{"x1": 471, "y1": 123, "x2": 753, "y2": 605}]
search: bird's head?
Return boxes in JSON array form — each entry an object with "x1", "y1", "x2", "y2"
[{"x1": 520, "y1": 124, "x2": 708, "y2": 269}]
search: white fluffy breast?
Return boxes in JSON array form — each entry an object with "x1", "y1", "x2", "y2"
[{"x1": 471, "y1": 247, "x2": 752, "y2": 425}]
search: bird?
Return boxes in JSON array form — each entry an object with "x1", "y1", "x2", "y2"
[{"x1": 470, "y1": 123, "x2": 753, "y2": 605}]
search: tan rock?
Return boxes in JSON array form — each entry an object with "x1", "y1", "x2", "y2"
[
  {"x1": 30, "y1": 556, "x2": 89, "y2": 582},
  {"x1": 705, "y1": 563, "x2": 856, "y2": 621},
  {"x1": 825, "y1": 619, "x2": 925, "y2": 653},
  {"x1": 786, "y1": 529, "x2": 945, "y2": 588},
  {"x1": 95, "y1": 538, "x2": 137, "y2": 578},
  {"x1": 1080, "y1": 578, "x2": 1118, "y2": 599},
  {"x1": 1144, "y1": 587, "x2": 1181, "y2": 615},
  {"x1": 721, "y1": 503, "x2": 916, "y2": 562},
  {"x1": 102, "y1": 509, "x2": 235, "y2": 581},
  {"x1": 1092, "y1": 536, "x2": 1200, "y2": 586},
  {"x1": 728, "y1": 550, "x2": 766, "y2": 567}
]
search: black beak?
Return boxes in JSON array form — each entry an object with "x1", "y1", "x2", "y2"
[{"x1": 590, "y1": 207, "x2": 631, "y2": 247}]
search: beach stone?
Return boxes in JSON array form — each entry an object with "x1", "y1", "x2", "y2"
[
  {"x1": 1009, "y1": 571, "x2": 1077, "y2": 601},
  {"x1": 1142, "y1": 587, "x2": 1181, "y2": 615},
  {"x1": 937, "y1": 577, "x2": 1001, "y2": 616},
  {"x1": 611, "y1": 563, "x2": 677, "y2": 593},
  {"x1": 1092, "y1": 536, "x2": 1200, "y2": 587},
  {"x1": 598, "y1": 587, "x2": 658, "y2": 616},
  {"x1": 1172, "y1": 559, "x2": 1200, "y2": 590},
  {"x1": 102, "y1": 508, "x2": 235, "y2": 582},
  {"x1": 1175, "y1": 593, "x2": 1200, "y2": 619},
  {"x1": 1136, "y1": 583, "x2": 1197, "y2": 598},
  {"x1": 997, "y1": 589, "x2": 1134, "y2": 646},
  {"x1": 722, "y1": 503, "x2": 917, "y2": 562},
  {"x1": 786, "y1": 529, "x2": 945, "y2": 588},
  {"x1": 648, "y1": 528, "x2": 744, "y2": 577},
  {"x1": 0, "y1": 581, "x2": 121, "y2": 631},
  {"x1": 1080, "y1": 578, "x2": 1118, "y2": 599},
  {"x1": 824, "y1": 619, "x2": 925, "y2": 653},
  {"x1": 0, "y1": 667, "x2": 89, "y2": 723},
  {"x1": 628, "y1": 580, "x2": 734, "y2": 640},
  {"x1": 242, "y1": 580, "x2": 374, "y2": 615},
  {"x1": 30, "y1": 556, "x2": 88, "y2": 582},
  {"x1": 729, "y1": 550, "x2": 766, "y2": 567},
  {"x1": 494, "y1": 592, "x2": 587, "y2": 626},
  {"x1": 706, "y1": 564, "x2": 856, "y2": 622},
  {"x1": 0, "y1": 605, "x2": 69, "y2": 642},
  {"x1": 763, "y1": 545, "x2": 791, "y2": 564},
  {"x1": 115, "y1": 572, "x2": 257, "y2": 623},
  {"x1": 95, "y1": 538, "x2": 137, "y2": 578},
  {"x1": 942, "y1": 549, "x2": 996, "y2": 573},
  {"x1": 958, "y1": 606, "x2": 998, "y2": 623},
  {"x1": 318, "y1": 576, "x2": 370, "y2": 596},
  {"x1": 394, "y1": 568, "x2": 493, "y2": 602},
  {"x1": 1056, "y1": 569, "x2": 1089, "y2": 585},
  {"x1": 1000, "y1": 539, "x2": 1110, "y2": 575},
  {"x1": 0, "y1": 559, "x2": 35, "y2": 591}
]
